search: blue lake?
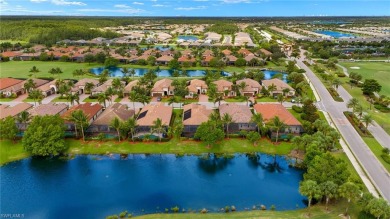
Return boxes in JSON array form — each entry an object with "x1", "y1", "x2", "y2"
[
  {"x1": 314, "y1": 30, "x2": 356, "y2": 38},
  {"x1": 178, "y1": 35, "x2": 199, "y2": 41},
  {"x1": 1, "y1": 153, "x2": 305, "y2": 219},
  {"x1": 90, "y1": 67, "x2": 287, "y2": 81}
]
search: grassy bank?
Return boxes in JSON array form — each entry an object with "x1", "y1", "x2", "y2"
[
  {"x1": 132, "y1": 201, "x2": 362, "y2": 219},
  {"x1": 363, "y1": 137, "x2": 390, "y2": 172},
  {"x1": 0, "y1": 140, "x2": 30, "y2": 165}
]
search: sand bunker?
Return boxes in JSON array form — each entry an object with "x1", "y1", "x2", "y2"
[{"x1": 350, "y1": 66, "x2": 361, "y2": 69}]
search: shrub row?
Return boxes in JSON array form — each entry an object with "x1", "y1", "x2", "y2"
[
  {"x1": 327, "y1": 87, "x2": 343, "y2": 102},
  {"x1": 292, "y1": 105, "x2": 303, "y2": 113},
  {"x1": 343, "y1": 111, "x2": 372, "y2": 137}
]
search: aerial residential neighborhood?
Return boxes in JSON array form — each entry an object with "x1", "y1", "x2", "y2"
[{"x1": 0, "y1": 6, "x2": 389, "y2": 219}]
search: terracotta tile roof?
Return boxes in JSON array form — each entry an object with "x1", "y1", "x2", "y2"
[
  {"x1": 28, "y1": 78, "x2": 50, "y2": 88},
  {"x1": 73, "y1": 78, "x2": 99, "y2": 87},
  {"x1": 219, "y1": 103, "x2": 253, "y2": 123},
  {"x1": 124, "y1": 80, "x2": 139, "y2": 93},
  {"x1": 92, "y1": 103, "x2": 134, "y2": 125},
  {"x1": 253, "y1": 103, "x2": 301, "y2": 126},
  {"x1": 226, "y1": 55, "x2": 237, "y2": 62},
  {"x1": 136, "y1": 103, "x2": 172, "y2": 127},
  {"x1": 37, "y1": 80, "x2": 57, "y2": 92},
  {"x1": 156, "y1": 55, "x2": 174, "y2": 62},
  {"x1": 222, "y1": 49, "x2": 232, "y2": 55},
  {"x1": 1, "y1": 51, "x2": 22, "y2": 57},
  {"x1": 0, "y1": 103, "x2": 33, "y2": 119},
  {"x1": 238, "y1": 48, "x2": 253, "y2": 56},
  {"x1": 62, "y1": 103, "x2": 103, "y2": 122},
  {"x1": 0, "y1": 78, "x2": 24, "y2": 90},
  {"x1": 262, "y1": 78, "x2": 294, "y2": 92},
  {"x1": 178, "y1": 55, "x2": 196, "y2": 63},
  {"x1": 236, "y1": 79, "x2": 262, "y2": 92},
  {"x1": 187, "y1": 79, "x2": 208, "y2": 93},
  {"x1": 28, "y1": 103, "x2": 68, "y2": 116},
  {"x1": 151, "y1": 79, "x2": 174, "y2": 92},
  {"x1": 213, "y1": 79, "x2": 233, "y2": 92},
  {"x1": 260, "y1": 48, "x2": 273, "y2": 56},
  {"x1": 202, "y1": 55, "x2": 215, "y2": 62},
  {"x1": 92, "y1": 79, "x2": 114, "y2": 93},
  {"x1": 182, "y1": 103, "x2": 212, "y2": 126},
  {"x1": 202, "y1": 49, "x2": 213, "y2": 56},
  {"x1": 244, "y1": 54, "x2": 260, "y2": 62}
]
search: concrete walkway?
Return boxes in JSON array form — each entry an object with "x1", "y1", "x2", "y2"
[{"x1": 295, "y1": 51, "x2": 390, "y2": 201}]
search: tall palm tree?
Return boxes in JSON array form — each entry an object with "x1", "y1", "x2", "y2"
[
  {"x1": 126, "y1": 117, "x2": 138, "y2": 142},
  {"x1": 152, "y1": 118, "x2": 165, "y2": 142},
  {"x1": 84, "y1": 82, "x2": 95, "y2": 94},
  {"x1": 112, "y1": 78, "x2": 123, "y2": 95},
  {"x1": 213, "y1": 93, "x2": 224, "y2": 107},
  {"x1": 338, "y1": 182, "x2": 361, "y2": 216},
  {"x1": 269, "y1": 116, "x2": 286, "y2": 143},
  {"x1": 267, "y1": 84, "x2": 277, "y2": 97},
  {"x1": 332, "y1": 78, "x2": 342, "y2": 90},
  {"x1": 347, "y1": 97, "x2": 359, "y2": 110},
  {"x1": 110, "y1": 117, "x2": 122, "y2": 141},
  {"x1": 320, "y1": 181, "x2": 338, "y2": 211},
  {"x1": 69, "y1": 109, "x2": 89, "y2": 141},
  {"x1": 121, "y1": 67, "x2": 130, "y2": 78},
  {"x1": 29, "y1": 66, "x2": 40, "y2": 78},
  {"x1": 68, "y1": 92, "x2": 80, "y2": 106},
  {"x1": 221, "y1": 113, "x2": 233, "y2": 138},
  {"x1": 251, "y1": 113, "x2": 263, "y2": 135},
  {"x1": 97, "y1": 93, "x2": 109, "y2": 108},
  {"x1": 138, "y1": 94, "x2": 151, "y2": 106},
  {"x1": 128, "y1": 91, "x2": 138, "y2": 112},
  {"x1": 277, "y1": 94, "x2": 284, "y2": 105},
  {"x1": 238, "y1": 81, "x2": 246, "y2": 96},
  {"x1": 362, "y1": 114, "x2": 373, "y2": 130},
  {"x1": 23, "y1": 79, "x2": 36, "y2": 94},
  {"x1": 299, "y1": 180, "x2": 321, "y2": 214},
  {"x1": 130, "y1": 68, "x2": 136, "y2": 79},
  {"x1": 282, "y1": 88, "x2": 290, "y2": 97},
  {"x1": 17, "y1": 111, "x2": 31, "y2": 132},
  {"x1": 105, "y1": 87, "x2": 115, "y2": 105},
  {"x1": 29, "y1": 89, "x2": 44, "y2": 106},
  {"x1": 208, "y1": 111, "x2": 221, "y2": 128}
]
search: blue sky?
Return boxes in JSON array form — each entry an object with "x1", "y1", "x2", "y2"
[{"x1": 1, "y1": 0, "x2": 389, "y2": 16}]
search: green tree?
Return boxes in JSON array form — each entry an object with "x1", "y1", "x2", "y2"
[
  {"x1": 338, "y1": 182, "x2": 361, "y2": 216},
  {"x1": 362, "y1": 114, "x2": 373, "y2": 129},
  {"x1": 29, "y1": 66, "x2": 40, "y2": 77},
  {"x1": 299, "y1": 180, "x2": 321, "y2": 213},
  {"x1": 332, "y1": 78, "x2": 342, "y2": 90},
  {"x1": 152, "y1": 118, "x2": 165, "y2": 142},
  {"x1": 110, "y1": 117, "x2": 122, "y2": 141},
  {"x1": 251, "y1": 113, "x2": 264, "y2": 136},
  {"x1": 221, "y1": 113, "x2": 233, "y2": 138},
  {"x1": 269, "y1": 116, "x2": 286, "y2": 143},
  {"x1": 97, "y1": 93, "x2": 109, "y2": 108},
  {"x1": 84, "y1": 82, "x2": 95, "y2": 94},
  {"x1": 367, "y1": 198, "x2": 390, "y2": 219},
  {"x1": 362, "y1": 79, "x2": 381, "y2": 95},
  {"x1": 17, "y1": 111, "x2": 31, "y2": 132},
  {"x1": 301, "y1": 99, "x2": 319, "y2": 122},
  {"x1": 67, "y1": 92, "x2": 80, "y2": 106},
  {"x1": 194, "y1": 121, "x2": 224, "y2": 147},
  {"x1": 68, "y1": 109, "x2": 89, "y2": 141},
  {"x1": 320, "y1": 181, "x2": 338, "y2": 210},
  {"x1": 125, "y1": 117, "x2": 138, "y2": 142},
  {"x1": 246, "y1": 131, "x2": 261, "y2": 146},
  {"x1": 347, "y1": 97, "x2": 359, "y2": 110},
  {"x1": 23, "y1": 79, "x2": 36, "y2": 93},
  {"x1": 104, "y1": 57, "x2": 119, "y2": 67},
  {"x1": 0, "y1": 116, "x2": 18, "y2": 142},
  {"x1": 22, "y1": 115, "x2": 66, "y2": 156},
  {"x1": 29, "y1": 89, "x2": 44, "y2": 106}
]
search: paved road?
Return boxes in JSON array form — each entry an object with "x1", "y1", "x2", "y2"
[{"x1": 295, "y1": 55, "x2": 390, "y2": 201}]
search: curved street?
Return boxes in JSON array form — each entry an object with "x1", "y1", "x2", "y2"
[{"x1": 295, "y1": 53, "x2": 390, "y2": 201}]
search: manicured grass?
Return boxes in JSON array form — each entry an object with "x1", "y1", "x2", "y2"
[
  {"x1": 114, "y1": 97, "x2": 122, "y2": 103},
  {"x1": 0, "y1": 61, "x2": 100, "y2": 79},
  {"x1": 256, "y1": 96, "x2": 279, "y2": 102},
  {"x1": 22, "y1": 98, "x2": 36, "y2": 103},
  {"x1": 224, "y1": 97, "x2": 245, "y2": 102},
  {"x1": 0, "y1": 140, "x2": 30, "y2": 166},
  {"x1": 0, "y1": 98, "x2": 16, "y2": 102},
  {"x1": 339, "y1": 62, "x2": 390, "y2": 96},
  {"x1": 133, "y1": 201, "x2": 362, "y2": 219},
  {"x1": 82, "y1": 97, "x2": 99, "y2": 102},
  {"x1": 51, "y1": 96, "x2": 69, "y2": 102},
  {"x1": 67, "y1": 138, "x2": 294, "y2": 156},
  {"x1": 0, "y1": 40, "x2": 29, "y2": 44},
  {"x1": 362, "y1": 137, "x2": 390, "y2": 173}
]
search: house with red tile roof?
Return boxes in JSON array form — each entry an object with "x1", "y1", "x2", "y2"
[
  {"x1": 212, "y1": 79, "x2": 235, "y2": 97},
  {"x1": 0, "y1": 103, "x2": 33, "y2": 119},
  {"x1": 182, "y1": 104, "x2": 213, "y2": 137},
  {"x1": 151, "y1": 79, "x2": 174, "y2": 97},
  {"x1": 136, "y1": 103, "x2": 173, "y2": 136},
  {"x1": 186, "y1": 79, "x2": 208, "y2": 98},
  {"x1": 156, "y1": 55, "x2": 174, "y2": 65},
  {"x1": 62, "y1": 103, "x2": 103, "y2": 133},
  {"x1": 237, "y1": 48, "x2": 253, "y2": 56},
  {"x1": 262, "y1": 78, "x2": 295, "y2": 97},
  {"x1": 1, "y1": 51, "x2": 22, "y2": 60},
  {"x1": 219, "y1": 103, "x2": 256, "y2": 133},
  {"x1": 236, "y1": 78, "x2": 262, "y2": 96},
  {"x1": 87, "y1": 103, "x2": 134, "y2": 135},
  {"x1": 253, "y1": 103, "x2": 303, "y2": 135},
  {"x1": 36, "y1": 80, "x2": 58, "y2": 97},
  {"x1": 0, "y1": 78, "x2": 25, "y2": 97}
]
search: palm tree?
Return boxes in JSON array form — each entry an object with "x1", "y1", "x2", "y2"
[
  {"x1": 29, "y1": 89, "x2": 44, "y2": 106},
  {"x1": 68, "y1": 92, "x2": 80, "y2": 106},
  {"x1": 138, "y1": 94, "x2": 151, "y2": 106},
  {"x1": 152, "y1": 118, "x2": 165, "y2": 142},
  {"x1": 243, "y1": 95, "x2": 250, "y2": 106},
  {"x1": 29, "y1": 66, "x2": 40, "y2": 78},
  {"x1": 267, "y1": 84, "x2": 277, "y2": 97},
  {"x1": 332, "y1": 78, "x2": 342, "y2": 90},
  {"x1": 251, "y1": 113, "x2": 263, "y2": 135},
  {"x1": 282, "y1": 88, "x2": 290, "y2": 97},
  {"x1": 238, "y1": 81, "x2": 246, "y2": 96},
  {"x1": 277, "y1": 94, "x2": 284, "y2": 105},
  {"x1": 112, "y1": 78, "x2": 124, "y2": 95},
  {"x1": 221, "y1": 113, "x2": 233, "y2": 138},
  {"x1": 105, "y1": 87, "x2": 115, "y2": 105},
  {"x1": 17, "y1": 111, "x2": 31, "y2": 132},
  {"x1": 338, "y1": 182, "x2": 361, "y2": 216},
  {"x1": 128, "y1": 91, "x2": 138, "y2": 112},
  {"x1": 320, "y1": 181, "x2": 338, "y2": 211},
  {"x1": 213, "y1": 93, "x2": 224, "y2": 107},
  {"x1": 84, "y1": 82, "x2": 95, "y2": 94},
  {"x1": 72, "y1": 69, "x2": 84, "y2": 79},
  {"x1": 299, "y1": 180, "x2": 321, "y2": 214},
  {"x1": 97, "y1": 93, "x2": 109, "y2": 108},
  {"x1": 126, "y1": 117, "x2": 138, "y2": 142},
  {"x1": 354, "y1": 104, "x2": 365, "y2": 119},
  {"x1": 48, "y1": 67, "x2": 63, "y2": 79},
  {"x1": 208, "y1": 111, "x2": 221, "y2": 128},
  {"x1": 110, "y1": 117, "x2": 122, "y2": 141},
  {"x1": 269, "y1": 116, "x2": 286, "y2": 143},
  {"x1": 121, "y1": 67, "x2": 130, "y2": 78},
  {"x1": 362, "y1": 114, "x2": 373, "y2": 130},
  {"x1": 23, "y1": 79, "x2": 36, "y2": 93},
  {"x1": 130, "y1": 68, "x2": 136, "y2": 79},
  {"x1": 347, "y1": 97, "x2": 359, "y2": 110},
  {"x1": 69, "y1": 109, "x2": 89, "y2": 141}
]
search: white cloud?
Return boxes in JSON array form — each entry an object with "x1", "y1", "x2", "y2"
[
  {"x1": 77, "y1": 8, "x2": 144, "y2": 14},
  {"x1": 221, "y1": 0, "x2": 250, "y2": 3},
  {"x1": 0, "y1": 0, "x2": 8, "y2": 5},
  {"x1": 174, "y1": 6, "x2": 206, "y2": 10},
  {"x1": 51, "y1": 0, "x2": 86, "y2": 6},
  {"x1": 152, "y1": 4, "x2": 166, "y2": 7},
  {"x1": 114, "y1": 4, "x2": 131, "y2": 8},
  {"x1": 30, "y1": 0, "x2": 48, "y2": 2},
  {"x1": 151, "y1": 0, "x2": 157, "y2": 2},
  {"x1": 133, "y1": 1, "x2": 144, "y2": 5}
]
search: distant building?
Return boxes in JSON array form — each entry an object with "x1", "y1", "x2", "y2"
[
  {"x1": 62, "y1": 103, "x2": 103, "y2": 134},
  {"x1": 151, "y1": 79, "x2": 174, "y2": 97},
  {"x1": 0, "y1": 78, "x2": 25, "y2": 97},
  {"x1": 236, "y1": 79, "x2": 262, "y2": 96},
  {"x1": 0, "y1": 103, "x2": 33, "y2": 119},
  {"x1": 186, "y1": 79, "x2": 208, "y2": 98}
]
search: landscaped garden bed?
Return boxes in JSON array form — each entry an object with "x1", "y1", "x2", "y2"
[
  {"x1": 327, "y1": 87, "x2": 343, "y2": 102},
  {"x1": 343, "y1": 111, "x2": 372, "y2": 137}
]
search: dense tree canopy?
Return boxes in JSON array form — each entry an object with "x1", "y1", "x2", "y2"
[{"x1": 22, "y1": 115, "x2": 66, "y2": 156}]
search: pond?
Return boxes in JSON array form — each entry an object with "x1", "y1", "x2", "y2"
[
  {"x1": 314, "y1": 30, "x2": 356, "y2": 38},
  {"x1": 1, "y1": 153, "x2": 305, "y2": 219},
  {"x1": 177, "y1": 35, "x2": 199, "y2": 41}
]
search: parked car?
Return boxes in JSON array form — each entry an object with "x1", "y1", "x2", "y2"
[{"x1": 157, "y1": 97, "x2": 162, "y2": 102}]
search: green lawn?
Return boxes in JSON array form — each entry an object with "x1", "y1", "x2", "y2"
[
  {"x1": 363, "y1": 137, "x2": 390, "y2": 173},
  {"x1": 51, "y1": 96, "x2": 69, "y2": 102},
  {"x1": 67, "y1": 138, "x2": 294, "y2": 156},
  {"x1": 0, "y1": 98, "x2": 16, "y2": 102},
  {"x1": 82, "y1": 97, "x2": 99, "y2": 102},
  {"x1": 256, "y1": 96, "x2": 279, "y2": 102},
  {"x1": 339, "y1": 62, "x2": 390, "y2": 96},
  {"x1": 0, "y1": 140, "x2": 30, "y2": 165},
  {"x1": 132, "y1": 201, "x2": 362, "y2": 219}
]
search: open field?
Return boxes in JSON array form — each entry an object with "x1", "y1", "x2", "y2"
[
  {"x1": 339, "y1": 62, "x2": 390, "y2": 96},
  {"x1": 133, "y1": 201, "x2": 363, "y2": 219}
]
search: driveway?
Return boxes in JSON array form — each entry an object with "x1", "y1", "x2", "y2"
[
  {"x1": 198, "y1": 94, "x2": 209, "y2": 102},
  {"x1": 11, "y1": 93, "x2": 28, "y2": 102}
]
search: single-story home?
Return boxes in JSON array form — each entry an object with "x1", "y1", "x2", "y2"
[
  {"x1": 151, "y1": 78, "x2": 174, "y2": 97},
  {"x1": 236, "y1": 78, "x2": 262, "y2": 96},
  {"x1": 28, "y1": 103, "x2": 68, "y2": 117},
  {"x1": 0, "y1": 78, "x2": 25, "y2": 97},
  {"x1": 62, "y1": 103, "x2": 103, "y2": 133},
  {"x1": 219, "y1": 103, "x2": 256, "y2": 133},
  {"x1": 71, "y1": 78, "x2": 100, "y2": 94},
  {"x1": 0, "y1": 103, "x2": 33, "y2": 119},
  {"x1": 182, "y1": 103, "x2": 213, "y2": 137},
  {"x1": 261, "y1": 78, "x2": 295, "y2": 97},
  {"x1": 186, "y1": 79, "x2": 208, "y2": 98},
  {"x1": 136, "y1": 103, "x2": 173, "y2": 136},
  {"x1": 212, "y1": 79, "x2": 236, "y2": 97}
]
